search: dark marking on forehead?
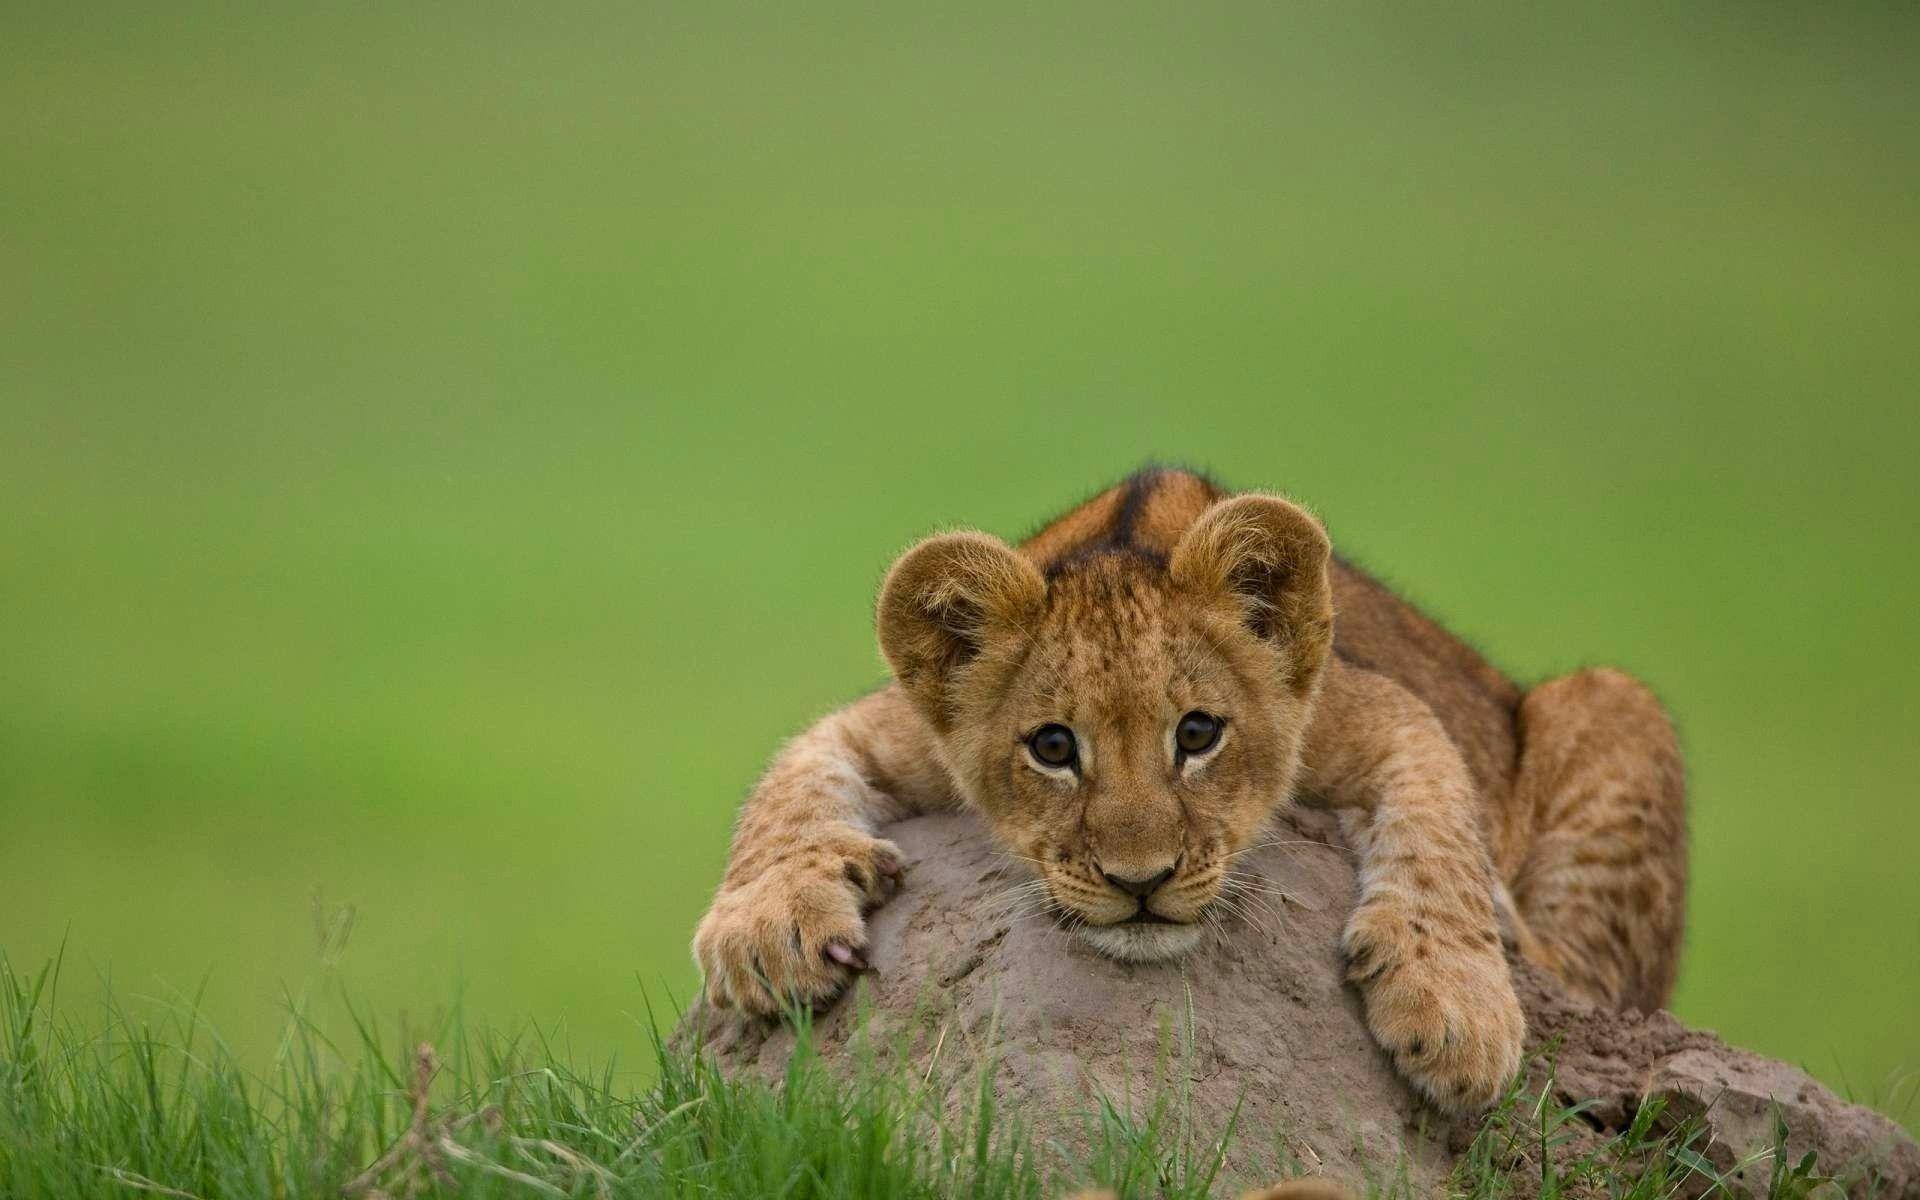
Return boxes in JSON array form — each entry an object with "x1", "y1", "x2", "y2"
[
  {"x1": 1042, "y1": 470, "x2": 1168, "y2": 580},
  {"x1": 1046, "y1": 551, "x2": 1165, "y2": 613},
  {"x1": 1042, "y1": 543, "x2": 1167, "y2": 582},
  {"x1": 1036, "y1": 466, "x2": 1224, "y2": 582},
  {"x1": 1109, "y1": 468, "x2": 1159, "y2": 548}
]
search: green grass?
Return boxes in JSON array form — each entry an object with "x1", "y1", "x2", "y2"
[
  {"x1": 2, "y1": 0, "x2": 1916, "y2": 1133},
  {"x1": 0, "y1": 955, "x2": 1871, "y2": 1200}
]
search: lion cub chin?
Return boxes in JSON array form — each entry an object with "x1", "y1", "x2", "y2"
[{"x1": 1079, "y1": 922, "x2": 1207, "y2": 963}]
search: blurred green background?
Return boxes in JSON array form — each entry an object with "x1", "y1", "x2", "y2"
[{"x1": 3, "y1": 2, "x2": 1915, "y2": 1128}]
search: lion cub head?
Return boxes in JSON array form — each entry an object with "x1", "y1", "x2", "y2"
[{"x1": 877, "y1": 494, "x2": 1333, "y2": 962}]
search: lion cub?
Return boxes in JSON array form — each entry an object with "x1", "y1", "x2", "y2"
[{"x1": 692, "y1": 468, "x2": 1687, "y2": 1111}]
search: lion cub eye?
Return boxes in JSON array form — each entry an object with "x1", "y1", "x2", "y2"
[
  {"x1": 1175, "y1": 711, "x2": 1223, "y2": 756},
  {"x1": 1027, "y1": 724, "x2": 1078, "y2": 769}
]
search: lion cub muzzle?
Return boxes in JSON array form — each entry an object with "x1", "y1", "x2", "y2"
[
  {"x1": 1100, "y1": 863, "x2": 1175, "y2": 898},
  {"x1": 1048, "y1": 851, "x2": 1225, "y2": 963}
]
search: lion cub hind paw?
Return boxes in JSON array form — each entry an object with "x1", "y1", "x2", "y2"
[
  {"x1": 692, "y1": 834, "x2": 904, "y2": 1017},
  {"x1": 1343, "y1": 904, "x2": 1525, "y2": 1113}
]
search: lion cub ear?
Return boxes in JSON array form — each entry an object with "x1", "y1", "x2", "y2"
[
  {"x1": 1169, "y1": 494, "x2": 1334, "y2": 691},
  {"x1": 877, "y1": 531, "x2": 1046, "y2": 729}
]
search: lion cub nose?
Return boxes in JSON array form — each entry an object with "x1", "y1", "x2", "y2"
[{"x1": 1101, "y1": 865, "x2": 1176, "y2": 898}]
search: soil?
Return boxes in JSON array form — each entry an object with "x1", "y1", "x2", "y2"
[{"x1": 678, "y1": 810, "x2": 1917, "y2": 1198}]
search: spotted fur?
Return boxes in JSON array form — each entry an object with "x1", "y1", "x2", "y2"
[{"x1": 691, "y1": 468, "x2": 1688, "y2": 1113}]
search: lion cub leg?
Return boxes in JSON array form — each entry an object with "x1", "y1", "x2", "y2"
[
  {"x1": 692, "y1": 687, "x2": 952, "y2": 1015},
  {"x1": 1506, "y1": 668, "x2": 1687, "y2": 1011},
  {"x1": 1304, "y1": 660, "x2": 1526, "y2": 1112}
]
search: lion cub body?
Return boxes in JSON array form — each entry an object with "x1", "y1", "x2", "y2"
[{"x1": 693, "y1": 468, "x2": 1687, "y2": 1112}]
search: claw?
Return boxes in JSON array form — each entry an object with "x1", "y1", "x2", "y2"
[{"x1": 825, "y1": 941, "x2": 869, "y2": 970}]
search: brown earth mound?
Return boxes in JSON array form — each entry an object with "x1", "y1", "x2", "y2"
[{"x1": 679, "y1": 811, "x2": 1917, "y2": 1198}]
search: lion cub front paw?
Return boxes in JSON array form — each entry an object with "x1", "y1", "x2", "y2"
[
  {"x1": 1343, "y1": 899, "x2": 1524, "y2": 1112},
  {"x1": 693, "y1": 834, "x2": 904, "y2": 1016}
]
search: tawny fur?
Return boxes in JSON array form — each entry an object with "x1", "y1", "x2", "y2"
[{"x1": 691, "y1": 468, "x2": 1688, "y2": 1114}]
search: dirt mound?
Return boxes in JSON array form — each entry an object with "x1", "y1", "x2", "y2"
[{"x1": 679, "y1": 811, "x2": 1917, "y2": 1197}]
